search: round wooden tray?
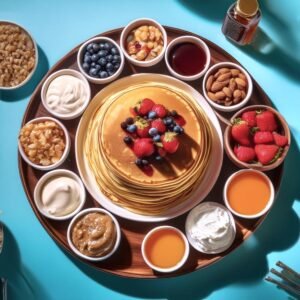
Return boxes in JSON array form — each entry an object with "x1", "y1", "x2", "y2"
[{"x1": 19, "y1": 26, "x2": 282, "y2": 278}]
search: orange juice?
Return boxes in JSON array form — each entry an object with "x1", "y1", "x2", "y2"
[
  {"x1": 145, "y1": 228, "x2": 185, "y2": 268},
  {"x1": 227, "y1": 171, "x2": 271, "y2": 215}
]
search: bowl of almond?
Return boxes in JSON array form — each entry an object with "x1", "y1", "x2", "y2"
[
  {"x1": 224, "y1": 105, "x2": 290, "y2": 171},
  {"x1": 202, "y1": 62, "x2": 252, "y2": 112},
  {"x1": 18, "y1": 117, "x2": 70, "y2": 171}
]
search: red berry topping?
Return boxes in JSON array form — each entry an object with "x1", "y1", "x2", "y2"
[
  {"x1": 135, "y1": 117, "x2": 151, "y2": 138},
  {"x1": 255, "y1": 144, "x2": 281, "y2": 165},
  {"x1": 174, "y1": 115, "x2": 186, "y2": 127},
  {"x1": 135, "y1": 98, "x2": 155, "y2": 116},
  {"x1": 234, "y1": 145, "x2": 256, "y2": 162},
  {"x1": 256, "y1": 110, "x2": 278, "y2": 132},
  {"x1": 241, "y1": 110, "x2": 257, "y2": 127},
  {"x1": 231, "y1": 119, "x2": 252, "y2": 146},
  {"x1": 152, "y1": 104, "x2": 167, "y2": 118},
  {"x1": 151, "y1": 118, "x2": 166, "y2": 133},
  {"x1": 273, "y1": 132, "x2": 288, "y2": 147},
  {"x1": 133, "y1": 138, "x2": 155, "y2": 158},
  {"x1": 253, "y1": 131, "x2": 274, "y2": 144},
  {"x1": 161, "y1": 132, "x2": 179, "y2": 154},
  {"x1": 158, "y1": 147, "x2": 167, "y2": 157}
]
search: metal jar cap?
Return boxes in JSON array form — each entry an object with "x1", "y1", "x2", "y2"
[{"x1": 236, "y1": 0, "x2": 259, "y2": 18}]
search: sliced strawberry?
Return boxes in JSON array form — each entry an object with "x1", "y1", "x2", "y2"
[
  {"x1": 130, "y1": 107, "x2": 138, "y2": 117},
  {"x1": 133, "y1": 138, "x2": 155, "y2": 158},
  {"x1": 241, "y1": 111, "x2": 257, "y2": 127},
  {"x1": 256, "y1": 110, "x2": 278, "y2": 132},
  {"x1": 161, "y1": 132, "x2": 179, "y2": 154},
  {"x1": 174, "y1": 115, "x2": 186, "y2": 127},
  {"x1": 255, "y1": 144, "x2": 281, "y2": 165},
  {"x1": 234, "y1": 145, "x2": 256, "y2": 162},
  {"x1": 254, "y1": 131, "x2": 274, "y2": 144},
  {"x1": 152, "y1": 104, "x2": 167, "y2": 118},
  {"x1": 151, "y1": 118, "x2": 166, "y2": 133},
  {"x1": 135, "y1": 98, "x2": 155, "y2": 116},
  {"x1": 135, "y1": 117, "x2": 151, "y2": 138},
  {"x1": 158, "y1": 147, "x2": 167, "y2": 157},
  {"x1": 231, "y1": 119, "x2": 251, "y2": 146},
  {"x1": 273, "y1": 132, "x2": 288, "y2": 147}
]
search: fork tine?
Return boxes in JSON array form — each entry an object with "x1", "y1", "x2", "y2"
[
  {"x1": 271, "y1": 268, "x2": 300, "y2": 290},
  {"x1": 265, "y1": 276, "x2": 300, "y2": 296},
  {"x1": 276, "y1": 261, "x2": 300, "y2": 279}
]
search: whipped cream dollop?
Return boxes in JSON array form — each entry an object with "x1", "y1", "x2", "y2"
[
  {"x1": 46, "y1": 75, "x2": 87, "y2": 115},
  {"x1": 41, "y1": 176, "x2": 81, "y2": 217},
  {"x1": 186, "y1": 202, "x2": 235, "y2": 253}
]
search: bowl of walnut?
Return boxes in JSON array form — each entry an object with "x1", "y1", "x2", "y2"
[
  {"x1": 18, "y1": 117, "x2": 70, "y2": 171},
  {"x1": 0, "y1": 20, "x2": 38, "y2": 90},
  {"x1": 120, "y1": 18, "x2": 167, "y2": 67}
]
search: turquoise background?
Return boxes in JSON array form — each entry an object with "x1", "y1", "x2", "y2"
[{"x1": 0, "y1": 0, "x2": 299, "y2": 299}]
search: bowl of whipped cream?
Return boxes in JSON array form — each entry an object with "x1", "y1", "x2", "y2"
[
  {"x1": 41, "y1": 69, "x2": 91, "y2": 120},
  {"x1": 185, "y1": 202, "x2": 236, "y2": 254}
]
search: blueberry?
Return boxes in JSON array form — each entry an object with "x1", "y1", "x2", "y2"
[
  {"x1": 170, "y1": 110, "x2": 178, "y2": 117},
  {"x1": 105, "y1": 62, "x2": 113, "y2": 72},
  {"x1": 135, "y1": 158, "x2": 143, "y2": 167},
  {"x1": 111, "y1": 47, "x2": 119, "y2": 55},
  {"x1": 82, "y1": 62, "x2": 90, "y2": 70},
  {"x1": 91, "y1": 62, "x2": 96, "y2": 67},
  {"x1": 88, "y1": 48, "x2": 94, "y2": 54},
  {"x1": 99, "y1": 43, "x2": 105, "y2": 50},
  {"x1": 180, "y1": 127, "x2": 184, "y2": 134},
  {"x1": 127, "y1": 124, "x2": 137, "y2": 133},
  {"x1": 108, "y1": 70, "x2": 115, "y2": 76},
  {"x1": 104, "y1": 42, "x2": 112, "y2": 50},
  {"x1": 106, "y1": 54, "x2": 113, "y2": 62},
  {"x1": 149, "y1": 128, "x2": 158, "y2": 136},
  {"x1": 113, "y1": 55, "x2": 121, "y2": 62},
  {"x1": 98, "y1": 50, "x2": 108, "y2": 57},
  {"x1": 83, "y1": 55, "x2": 92, "y2": 64},
  {"x1": 92, "y1": 43, "x2": 100, "y2": 52},
  {"x1": 153, "y1": 134, "x2": 161, "y2": 142},
  {"x1": 113, "y1": 63, "x2": 120, "y2": 70},
  {"x1": 87, "y1": 43, "x2": 93, "y2": 51},
  {"x1": 164, "y1": 117, "x2": 173, "y2": 125},
  {"x1": 99, "y1": 71, "x2": 108, "y2": 78},
  {"x1": 123, "y1": 136, "x2": 132, "y2": 144},
  {"x1": 91, "y1": 54, "x2": 99, "y2": 62},
  {"x1": 120, "y1": 122, "x2": 127, "y2": 130},
  {"x1": 168, "y1": 123, "x2": 175, "y2": 130},
  {"x1": 94, "y1": 64, "x2": 101, "y2": 71},
  {"x1": 174, "y1": 125, "x2": 182, "y2": 133},
  {"x1": 142, "y1": 159, "x2": 149, "y2": 166},
  {"x1": 126, "y1": 117, "x2": 134, "y2": 125},
  {"x1": 148, "y1": 111, "x2": 157, "y2": 119},
  {"x1": 98, "y1": 57, "x2": 107, "y2": 66},
  {"x1": 89, "y1": 68, "x2": 98, "y2": 77},
  {"x1": 84, "y1": 51, "x2": 91, "y2": 57},
  {"x1": 155, "y1": 155, "x2": 163, "y2": 162}
]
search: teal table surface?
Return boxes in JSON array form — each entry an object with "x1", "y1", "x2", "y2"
[{"x1": 0, "y1": 1, "x2": 300, "y2": 299}]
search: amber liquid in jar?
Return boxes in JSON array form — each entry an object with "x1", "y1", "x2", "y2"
[{"x1": 222, "y1": 3, "x2": 261, "y2": 45}]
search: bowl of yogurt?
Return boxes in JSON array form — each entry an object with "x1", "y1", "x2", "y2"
[
  {"x1": 34, "y1": 169, "x2": 86, "y2": 220},
  {"x1": 185, "y1": 202, "x2": 236, "y2": 254},
  {"x1": 41, "y1": 69, "x2": 91, "y2": 120}
]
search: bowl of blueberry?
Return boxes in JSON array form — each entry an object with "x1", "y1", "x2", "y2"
[{"x1": 77, "y1": 37, "x2": 124, "y2": 84}]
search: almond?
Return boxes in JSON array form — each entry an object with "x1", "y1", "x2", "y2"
[
  {"x1": 215, "y1": 91, "x2": 226, "y2": 100},
  {"x1": 211, "y1": 81, "x2": 224, "y2": 92},
  {"x1": 225, "y1": 100, "x2": 233, "y2": 106},
  {"x1": 208, "y1": 92, "x2": 218, "y2": 102},
  {"x1": 217, "y1": 72, "x2": 231, "y2": 82},
  {"x1": 235, "y1": 77, "x2": 247, "y2": 87},
  {"x1": 223, "y1": 86, "x2": 232, "y2": 98},
  {"x1": 229, "y1": 78, "x2": 236, "y2": 91},
  {"x1": 231, "y1": 69, "x2": 240, "y2": 77},
  {"x1": 233, "y1": 89, "x2": 242, "y2": 98},
  {"x1": 238, "y1": 72, "x2": 246, "y2": 80},
  {"x1": 219, "y1": 68, "x2": 230, "y2": 74},
  {"x1": 206, "y1": 75, "x2": 214, "y2": 91}
]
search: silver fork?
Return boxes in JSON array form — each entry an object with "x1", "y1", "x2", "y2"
[{"x1": 265, "y1": 261, "x2": 300, "y2": 297}]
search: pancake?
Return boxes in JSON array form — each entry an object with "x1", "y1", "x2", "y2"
[{"x1": 84, "y1": 81, "x2": 214, "y2": 215}]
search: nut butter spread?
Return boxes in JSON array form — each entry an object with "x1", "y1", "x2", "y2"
[{"x1": 71, "y1": 212, "x2": 116, "y2": 257}]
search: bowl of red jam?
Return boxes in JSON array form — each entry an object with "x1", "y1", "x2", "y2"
[{"x1": 165, "y1": 36, "x2": 211, "y2": 81}]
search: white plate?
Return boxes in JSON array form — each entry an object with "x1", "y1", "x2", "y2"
[{"x1": 75, "y1": 73, "x2": 223, "y2": 222}]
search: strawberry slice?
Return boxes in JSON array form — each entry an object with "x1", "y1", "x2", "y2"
[
  {"x1": 133, "y1": 138, "x2": 155, "y2": 158},
  {"x1": 241, "y1": 111, "x2": 257, "y2": 127},
  {"x1": 231, "y1": 119, "x2": 252, "y2": 146},
  {"x1": 135, "y1": 117, "x2": 151, "y2": 138},
  {"x1": 273, "y1": 132, "x2": 288, "y2": 147},
  {"x1": 161, "y1": 132, "x2": 179, "y2": 154},
  {"x1": 256, "y1": 110, "x2": 278, "y2": 132},
  {"x1": 255, "y1": 144, "x2": 281, "y2": 165},
  {"x1": 151, "y1": 118, "x2": 166, "y2": 133},
  {"x1": 234, "y1": 145, "x2": 256, "y2": 162},
  {"x1": 174, "y1": 115, "x2": 186, "y2": 127},
  {"x1": 152, "y1": 104, "x2": 167, "y2": 118},
  {"x1": 135, "y1": 98, "x2": 155, "y2": 116},
  {"x1": 254, "y1": 131, "x2": 274, "y2": 144}
]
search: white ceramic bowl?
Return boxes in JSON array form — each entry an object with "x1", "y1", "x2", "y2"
[
  {"x1": 33, "y1": 169, "x2": 86, "y2": 220},
  {"x1": 165, "y1": 35, "x2": 211, "y2": 81},
  {"x1": 18, "y1": 117, "x2": 70, "y2": 171},
  {"x1": 120, "y1": 18, "x2": 167, "y2": 67},
  {"x1": 41, "y1": 69, "x2": 91, "y2": 120},
  {"x1": 0, "y1": 20, "x2": 38, "y2": 90},
  {"x1": 67, "y1": 208, "x2": 121, "y2": 261},
  {"x1": 202, "y1": 62, "x2": 253, "y2": 112},
  {"x1": 141, "y1": 226, "x2": 189, "y2": 273},
  {"x1": 77, "y1": 37, "x2": 124, "y2": 84},
  {"x1": 223, "y1": 169, "x2": 275, "y2": 219},
  {"x1": 185, "y1": 202, "x2": 236, "y2": 254}
]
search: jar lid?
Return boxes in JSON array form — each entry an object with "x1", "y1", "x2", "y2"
[{"x1": 236, "y1": 0, "x2": 259, "y2": 18}]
